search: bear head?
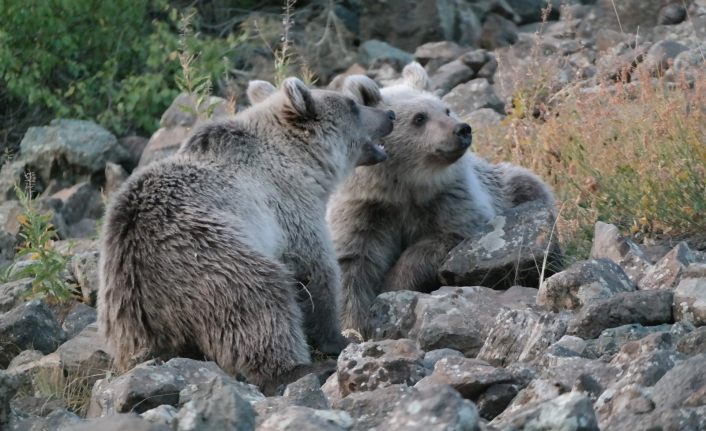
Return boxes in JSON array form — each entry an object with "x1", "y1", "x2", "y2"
[
  {"x1": 246, "y1": 78, "x2": 394, "y2": 168},
  {"x1": 341, "y1": 63, "x2": 473, "y2": 178}
]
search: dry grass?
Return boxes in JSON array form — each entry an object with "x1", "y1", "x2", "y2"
[{"x1": 476, "y1": 71, "x2": 706, "y2": 261}]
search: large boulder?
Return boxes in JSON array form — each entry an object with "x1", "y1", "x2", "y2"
[
  {"x1": 19, "y1": 119, "x2": 129, "y2": 186},
  {"x1": 440, "y1": 200, "x2": 561, "y2": 289},
  {"x1": 358, "y1": 0, "x2": 481, "y2": 52}
]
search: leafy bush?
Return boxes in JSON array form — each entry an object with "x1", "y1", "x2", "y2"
[{"x1": 0, "y1": 0, "x2": 245, "y2": 144}]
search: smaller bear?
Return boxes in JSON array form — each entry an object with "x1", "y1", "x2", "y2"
[
  {"x1": 327, "y1": 63, "x2": 555, "y2": 334},
  {"x1": 98, "y1": 77, "x2": 394, "y2": 388}
]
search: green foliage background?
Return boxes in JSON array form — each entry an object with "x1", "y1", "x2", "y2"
[{"x1": 0, "y1": 0, "x2": 245, "y2": 149}]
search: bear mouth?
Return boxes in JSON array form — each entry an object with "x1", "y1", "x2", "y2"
[{"x1": 357, "y1": 139, "x2": 388, "y2": 166}]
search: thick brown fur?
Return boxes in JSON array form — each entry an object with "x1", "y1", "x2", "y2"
[
  {"x1": 98, "y1": 78, "x2": 394, "y2": 388},
  {"x1": 328, "y1": 63, "x2": 556, "y2": 335}
]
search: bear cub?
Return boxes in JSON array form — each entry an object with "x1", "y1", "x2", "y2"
[{"x1": 327, "y1": 63, "x2": 555, "y2": 334}]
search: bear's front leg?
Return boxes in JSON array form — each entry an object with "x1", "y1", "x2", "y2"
[
  {"x1": 383, "y1": 234, "x2": 464, "y2": 293},
  {"x1": 287, "y1": 235, "x2": 350, "y2": 357}
]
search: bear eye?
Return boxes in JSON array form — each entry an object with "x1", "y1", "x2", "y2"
[
  {"x1": 445, "y1": 108, "x2": 451, "y2": 116},
  {"x1": 412, "y1": 113, "x2": 427, "y2": 126},
  {"x1": 348, "y1": 99, "x2": 359, "y2": 115}
]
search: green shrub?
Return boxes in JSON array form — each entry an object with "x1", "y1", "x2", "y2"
[{"x1": 0, "y1": 0, "x2": 244, "y2": 141}]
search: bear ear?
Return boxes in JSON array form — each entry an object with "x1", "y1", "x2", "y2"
[
  {"x1": 342, "y1": 75, "x2": 382, "y2": 107},
  {"x1": 402, "y1": 62, "x2": 430, "y2": 91},
  {"x1": 282, "y1": 77, "x2": 316, "y2": 119},
  {"x1": 247, "y1": 80, "x2": 276, "y2": 105}
]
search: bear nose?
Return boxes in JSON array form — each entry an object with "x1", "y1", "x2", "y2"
[
  {"x1": 453, "y1": 123, "x2": 472, "y2": 137},
  {"x1": 387, "y1": 110, "x2": 396, "y2": 121}
]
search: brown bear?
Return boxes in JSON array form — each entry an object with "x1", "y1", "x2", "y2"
[
  {"x1": 98, "y1": 77, "x2": 394, "y2": 389},
  {"x1": 326, "y1": 63, "x2": 555, "y2": 334}
]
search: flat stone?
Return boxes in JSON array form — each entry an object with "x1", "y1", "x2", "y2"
[
  {"x1": 537, "y1": 258, "x2": 635, "y2": 312},
  {"x1": 567, "y1": 290, "x2": 674, "y2": 339}
]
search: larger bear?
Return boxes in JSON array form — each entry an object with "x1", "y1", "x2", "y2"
[{"x1": 98, "y1": 77, "x2": 394, "y2": 389}]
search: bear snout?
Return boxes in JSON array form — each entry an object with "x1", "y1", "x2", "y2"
[{"x1": 453, "y1": 123, "x2": 472, "y2": 138}]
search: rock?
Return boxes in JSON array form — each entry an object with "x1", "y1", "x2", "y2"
[
  {"x1": 11, "y1": 395, "x2": 67, "y2": 416},
  {"x1": 429, "y1": 60, "x2": 474, "y2": 96},
  {"x1": 7, "y1": 349, "x2": 43, "y2": 369},
  {"x1": 478, "y1": 309, "x2": 570, "y2": 367},
  {"x1": 537, "y1": 258, "x2": 636, "y2": 312},
  {"x1": 49, "y1": 182, "x2": 103, "y2": 226},
  {"x1": 118, "y1": 136, "x2": 149, "y2": 169},
  {"x1": 657, "y1": 3, "x2": 687, "y2": 25},
  {"x1": 490, "y1": 379, "x2": 567, "y2": 425},
  {"x1": 0, "y1": 200, "x2": 23, "y2": 235},
  {"x1": 652, "y1": 353, "x2": 706, "y2": 408},
  {"x1": 159, "y1": 93, "x2": 228, "y2": 130},
  {"x1": 12, "y1": 407, "x2": 82, "y2": 430},
  {"x1": 282, "y1": 373, "x2": 329, "y2": 410},
  {"x1": 87, "y1": 358, "x2": 263, "y2": 418},
  {"x1": 141, "y1": 405, "x2": 178, "y2": 429},
  {"x1": 677, "y1": 326, "x2": 706, "y2": 356},
  {"x1": 480, "y1": 13, "x2": 519, "y2": 50},
  {"x1": 440, "y1": 200, "x2": 561, "y2": 289},
  {"x1": 382, "y1": 382, "x2": 481, "y2": 431},
  {"x1": 104, "y1": 162, "x2": 128, "y2": 198},
  {"x1": 674, "y1": 276, "x2": 706, "y2": 326},
  {"x1": 423, "y1": 348, "x2": 464, "y2": 370},
  {"x1": 139, "y1": 126, "x2": 191, "y2": 167},
  {"x1": 370, "y1": 286, "x2": 537, "y2": 356},
  {"x1": 609, "y1": 333, "x2": 680, "y2": 386},
  {"x1": 420, "y1": 357, "x2": 515, "y2": 401},
  {"x1": 640, "y1": 242, "x2": 701, "y2": 290},
  {"x1": 0, "y1": 229, "x2": 17, "y2": 268},
  {"x1": 583, "y1": 323, "x2": 673, "y2": 360},
  {"x1": 175, "y1": 378, "x2": 256, "y2": 431},
  {"x1": 567, "y1": 290, "x2": 674, "y2": 339},
  {"x1": 1, "y1": 371, "x2": 20, "y2": 428},
  {"x1": 593, "y1": 0, "x2": 670, "y2": 33},
  {"x1": 414, "y1": 41, "x2": 468, "y2": 72},
  {"x1": 465, "y1": 108, "x2": 504, "y2": 130},
  {"x1": 359, "y1": 0, "x2": 481, "y2": 52},
  {"x1": 61, "y1": 302, "x2": 97, "y2": 338},
  {"x1": 590, "y1": 221, "x2": 653, "y2": 286},
  {"x1": 595, "y1": 384, "x2": 655, "y2": 427},
  {"x1": 321, "y1": 373, "x2": 343, "y2": 407},
  {"x1": 538, "y1": 355, "x2": 620, "y2": 393},
  {"x1": 335, "y1": 384, "x2": 415, "y2": 431},
  {"x1": 0, "y1": 161, "x2": 27, "y2": 203},
  {"x1": 337, "y1": 339, "x2": 425, "y2": 397},
  {"x1": 0, "y1": 278, "x2": 33, "y2": 313},
  {"x1": 0, "y1": 300, "x2": 66, "y2": 367},
  {"x1": 70, "y1": 251, "x2": 100, "y2": 305},
  {"x1": 358, "y1": 40, "x2": 414, "y2": 69},
  {"x1": 258, "y1": 406, "x2": 353, "y2": 431},
  {"x1": 506, "y1": 0, "x2": 563, "y2": 24},
  {"x1": 442, "y1": 78, "x2": 505, "y2": 118},
  {"x1": 642, "y1": 40, "x2": 689, "y2": 74},
  {"x1": 61, "y1": 414, "x2": 172, "y2": 431},
  {"x1": 19, "y1": 119, "x2": 129, "y2": 185},
  {"x1": 491, "y1": 392, "x2": 599, "y2": 431}
]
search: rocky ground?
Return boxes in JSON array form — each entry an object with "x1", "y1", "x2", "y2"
[{"x1": 1, "y1": 0, "x2": 705, "y2": 430}]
